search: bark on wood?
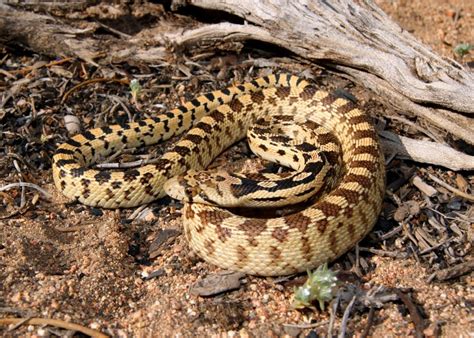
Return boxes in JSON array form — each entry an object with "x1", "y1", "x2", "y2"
[
  {"x1": 0, "y1": 4, "x2": 167, "y2": 65},
  {"x1": 186, "y1": 0, "x2": 473, "y2": 111},
  {"x1": 381, "y1": 132, "x2": 474, "y2": 171},
  {"x1": 0, "y1": 4, "x2": 101, "y2": 66}
]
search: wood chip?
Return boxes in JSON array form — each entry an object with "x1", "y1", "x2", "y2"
[
  {"x1": 433, "y1": 260, "x2": 474, "y2": 281},
  {"x1": 412, "y1": 176, "x2": 437, "y2": 197},
  {"x1": 63, "y1": 114, "x2": 81, "y2": 135},
  {"x1": 190, "y1": 271, "x2": 245, "y2": 297},
  {"x1": 455, "y1": 174, "x2": 469, "y2": 192},
  {"x1": 393, "y1": 200, "x2": 421, "y2": 222},
  {"x1": 49, "y1": 65, "x2": 74, "y2": 78},
  {"x1": 148, "y1": 229, "x2": 181, "y2": 259},
  {"x1": 142, "y1": 268, "x2": 165, "y2": 280}
]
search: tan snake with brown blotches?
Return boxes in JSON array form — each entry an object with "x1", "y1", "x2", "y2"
[{"x1": 53, "y1": 74, "x2": 385, "y2": 276}]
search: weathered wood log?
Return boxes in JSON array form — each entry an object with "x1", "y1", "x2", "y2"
[
  {"x1": 0, "y1": 4, "x2": 102, "y2": 67},
  {"x1": 173, "y1": 0, "x2": 474, "y2": 144}
]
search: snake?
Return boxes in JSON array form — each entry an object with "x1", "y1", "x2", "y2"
[{"x1": 52, "y1": 74, "x2": 385, "y2": 276}]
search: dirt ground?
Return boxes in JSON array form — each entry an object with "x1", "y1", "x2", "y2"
[{"x1": 0, "y1": 1, "x2": 473, "y2": 337}]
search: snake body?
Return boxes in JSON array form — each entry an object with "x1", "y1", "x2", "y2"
[{"x1": 53, "y1": 74, "x2": 385, "y2": 276}]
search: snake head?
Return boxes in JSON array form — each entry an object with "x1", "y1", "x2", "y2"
[
  {"x1": 164, "y1": 169, "x2": 242, "y2": 207},
  {"x1": 163, "y1": 173, "x2": 195, "y2": 203},
  {"x1": 164, "y1": 170, "x2": 219, "y2": 205}
]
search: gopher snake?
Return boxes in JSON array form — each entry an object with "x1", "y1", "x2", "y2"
[{"x1": 53, "y1": 74, "x2": 385, "y2": 276}]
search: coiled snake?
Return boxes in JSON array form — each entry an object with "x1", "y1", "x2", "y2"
[{"x1": 53, "y1": 74, "x2": 385, "y2": 276}]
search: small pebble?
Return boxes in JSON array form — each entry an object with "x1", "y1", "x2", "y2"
[{"x1": 90, "y1": 208, "x2": 103, "y2": 217}]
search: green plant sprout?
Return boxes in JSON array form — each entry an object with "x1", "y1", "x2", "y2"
[
  {"x1": 453, "y1": 43, "x2": 473, "y2": 58},
  {"x1": 292, "y1": 263, "x2": 338, "y2": 311},
  {"x1": 130, "y1": 79, "x2": 142, "y2": 107}
]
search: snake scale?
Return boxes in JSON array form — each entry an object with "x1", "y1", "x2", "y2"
[{"x1": 53, "y1": 74, "x2": 385, "y2": 276}]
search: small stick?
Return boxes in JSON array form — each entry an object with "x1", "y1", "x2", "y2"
[
  {"x1": 427, "y1": 174, "x2": 474, "y2": 202},
  {"x1": 428, "y1": 207, "x2": 473, "y2": 224},
  {"x1": 94, "y1": 20, "x2": 132, "y2": 39},
  {"x1": 0, "y1": 182, "x2": 52, "y2": 199},
  {"x1": 378, "y1": 224, "x2": 403, "y2": 241},
  {"x1": 338, "y1": 295, "x2": 356, "y2": 338},
  {"x1": 61, "y1": 78, "x2": 129, "y2": 103},
  {"x1": 393, "y1": 290, "x2": 425, "y2": 338},
  {"x1": 13, "y1": 159, "x2": 26, "y2": 208},
  {"x1": 358, "y1": 247, "x2": 409, "y2": 259},
  {"x1": 360, "y1": 307, "x2": 375, "y2": 338},
  {"x1": 8, "y1": 57, "x2": 74, "y2": 75},
  {"x1": 0, "y1": 317, "x2": 108, "y2": 338},
  {"x1": 433, "y1": 260, "x2": 474, "y2": 281},
  {"x1": 283, "y1": 321, "x2": 329, "y2": 329},
  {"x1": 389, "y1": 115, "x2": 440, "y2": 142},
  {"x1": 327, "y1": 293, "x2": 339, "y2": 337}
]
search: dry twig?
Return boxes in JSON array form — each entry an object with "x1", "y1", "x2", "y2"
[
  {"x1": 338, "y1": 295, "x2": 356, "y2": 338},
  {"x1": 393, "y1": 290, "x2": 426, "y2": 338},
  {"x1": 0, "y1": 182, "x2": 52, "y2": 200},
  {"x1": 61, "y1": 78, "x2": 129, "y2": 103},
  {"x1": 427, "y1": 174, "x2": 474, "y2": 202},
  {"x1": 0, "y1": 317, "x2": 108, "y2": 338},
  {"x1": 432, "y1": 260, "x2": 474, "y2": 281}
]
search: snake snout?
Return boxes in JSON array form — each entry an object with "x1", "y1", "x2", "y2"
[{"x1": 163, "y1": 176, "x2": 187, "y2": 201}]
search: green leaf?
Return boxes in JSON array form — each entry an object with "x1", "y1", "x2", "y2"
[{"x1": 453, "y1": 43, "x2": 473, "y2": 57}]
